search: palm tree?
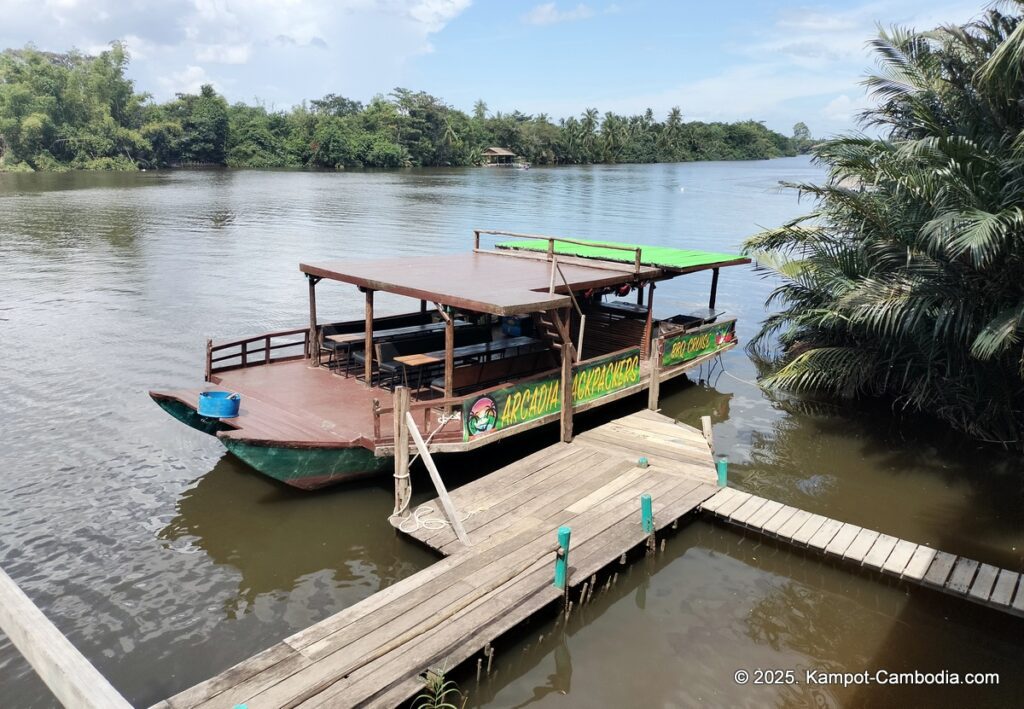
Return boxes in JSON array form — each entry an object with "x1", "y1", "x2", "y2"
[
  {"x1": 580, "y1": 108, "x2": 599, "y2": 162},
  {"x1": 744, "y1": 7, "x2": 1024, "y2": 444}
]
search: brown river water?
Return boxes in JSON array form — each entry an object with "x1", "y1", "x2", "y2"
[{"x1": 1, "y1": 160, "x2": 1021, "y2": 708}]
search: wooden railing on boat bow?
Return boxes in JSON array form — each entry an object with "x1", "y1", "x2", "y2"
[
  {"x1": 205, "y1": 327, "x2": 311, "y2": 381},
  {"x1": 371, "y1": 395, "x2": 466, "y2": 446}
]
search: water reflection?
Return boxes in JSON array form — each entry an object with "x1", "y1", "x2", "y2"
[{"x1": 158, "y1": 456, "x2": 435, "y2": 616}]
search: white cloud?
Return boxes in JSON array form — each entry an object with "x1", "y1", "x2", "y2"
[
  {"x1": 822, "y1": 93, "x2": 873, "y2": 123},
  {"x1": 158, "y1": 64, "x2": 215, "y2": 95},
  {"x1": 0, "y1": 0, "x2": 474, "y2": 103},
  {"x1": 195, "y1": 42, "x2": 251, "y2": 64},
  {"x1": 523, "y1": 2, "x2": 594, "y2": 26}
]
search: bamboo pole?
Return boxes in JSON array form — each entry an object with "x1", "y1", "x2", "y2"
[
  {"x1": 406, "y1": 412, "x2": 471, "y2": 546},
  {"x1": 641, "y1": 282, "x2": 656, "y2": 360},
  {"x1": 364, "y1": 288, "x2": 374, "y2": 386},
  {"x1": 647, "y1": 337, "x2": 661, "y2": 410},
  {"x1": 0, "y1": 566, "x2": 132, "y2": 709},
  {"x1": 393, "y1": 386, "x2": 411, "y2": 517}
]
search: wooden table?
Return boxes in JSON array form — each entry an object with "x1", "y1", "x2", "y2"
[
  {"x1": 394, "y1": 336, "x2": 541, "y2": 389},
  {"x1": 322, "y1": 320, "x2": 468, "y2": 375}
]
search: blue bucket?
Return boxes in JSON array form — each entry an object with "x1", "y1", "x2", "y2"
[{"x1": 197, "y1": 391, "x2": 240, "y2": 418}]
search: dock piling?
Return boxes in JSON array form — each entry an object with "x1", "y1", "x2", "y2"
[
  {"x1": 641, "y1": 494, "x2": 654, "y2": 534},
  {"x1": 554, "y1": 526, "x2": 571, "y2": 589},
  {"x1": 715, "y1": 455, "x2": 728, "y2": 487}
]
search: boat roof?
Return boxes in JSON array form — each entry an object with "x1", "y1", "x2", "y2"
[
  {"x1": 300, "y1": 251, "x2": 662, "y2": 316},
  {"x1": 495, "y1": 237, "x2": 749, "y2": 273}
]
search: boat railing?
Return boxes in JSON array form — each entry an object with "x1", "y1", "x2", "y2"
[
  {"x1": 371, "y1": 395, "x2": 466, "y2": 444},
  {"x1": 205, "y1": 327, "x2": 311, "y2": 381}
]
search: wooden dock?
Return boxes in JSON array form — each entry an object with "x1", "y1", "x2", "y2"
[
  {"x1": 701, "y1": 488, "x2": 1024, "y2": 617},
  {"x1": 158, "y1": 410, "x2": 719, "y2": 708}
]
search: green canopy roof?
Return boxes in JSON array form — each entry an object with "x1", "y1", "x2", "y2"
[{"x1": 495, "y1": 237, "x2": 749, "y2": 273}]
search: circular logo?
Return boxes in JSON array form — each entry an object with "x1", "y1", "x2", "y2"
[{"x1": 467, "y1": 397, "x2": 497, "y2": 436}]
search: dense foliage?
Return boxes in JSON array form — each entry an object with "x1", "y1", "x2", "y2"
[
  {"x1": 0, "y1": 43, "x2": 802, "y2": 171},
  {"x1": 744, "y1": 5, "x2": 1024, "y2": 444}
]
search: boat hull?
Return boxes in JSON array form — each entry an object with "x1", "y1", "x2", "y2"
[{"x1": 152, "y1": 395, "x2": 391, "y2": 490}]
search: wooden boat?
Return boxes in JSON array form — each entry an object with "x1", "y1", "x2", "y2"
[{"x1": 150, "y1": 230, "x2": 749, "y2": 489}]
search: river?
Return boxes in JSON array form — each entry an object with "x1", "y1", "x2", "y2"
[{"x1": 1, "y1": 159, "x2": 1021, "y2": 708}]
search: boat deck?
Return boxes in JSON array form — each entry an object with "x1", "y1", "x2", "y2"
[
  {"x1": 154, "y1": 359, "x2": 463, "y2": 449},
  {"x1": 156, "y1": 411, "x2": 718, "y2": 708}
]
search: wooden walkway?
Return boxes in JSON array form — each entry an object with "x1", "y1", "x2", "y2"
[
  {"x1": 701, "y1": 488, "x2": 1024, "y2": 617},
  {"x1": 158, "y1": 410, "x2": 719, "y2": 708}
]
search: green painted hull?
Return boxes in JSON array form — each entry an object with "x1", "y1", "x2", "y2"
[
  {"x1": 220, "y1": 439, "x2": 391, "y2": 489},
  {"x1": 152, "y1": 396, "x2": 391, "y2": 490}
]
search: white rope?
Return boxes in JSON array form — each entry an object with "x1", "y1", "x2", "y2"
[
  {"x1": 396, "y1": 503, "x2": 478, "y2": 534},
  {"x1": 721, "y1": 369, "x2": 760, "y2": 388},
  {"x1": 389, "y1": 408, "x2": 463, "y2": 526}
]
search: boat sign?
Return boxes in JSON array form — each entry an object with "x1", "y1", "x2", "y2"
[
  {"x1": 661, "y1": 319, "x2": 737, "y2": 368},
  {"x1": 463, "y1": 348, "x2": 641, "y2": 440}
]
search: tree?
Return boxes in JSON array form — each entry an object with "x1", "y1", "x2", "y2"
[
  {"x1": 310, "y1": 93, "x2": 363, "y2": 117},
  {"x1": 744, "y1": 8, "x2": 1024, "y2": 444},
  {"x1": 170, "y1": 85, "x2": 229, "y2": 164}
]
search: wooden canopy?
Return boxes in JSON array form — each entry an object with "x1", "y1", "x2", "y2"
[{"x1": 300, "y1": 251, "x2": 661, "y2": 316}]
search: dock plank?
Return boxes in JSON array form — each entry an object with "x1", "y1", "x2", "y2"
[
  {"x1": 968, "y1": 564, "x2": 999, "y2": 601},
  {"x1": 923, "y1": 551, "x2": 957, "y2": 587},
  {"x1": 881, "y1": 540, "x2": 918, "y2": 575},
  {"x1": 729, "y1": 496, "x2": 769, "y2": 525},
  {"x1": 699, "y1": 488, "x2": 739, "y2": 514},
  {"x1": 714, "y1": 490, "x2": 754, "y2": 518},
  {"x1": 989, "y1": 570, "x2": 1020, "y2": 607},
  {"x1": 901, "y1": 545, "x2": 936, "y2": 581},
  {"x1": 789, "y1": 514, "x2": 828, "y2": 546},
  {"x1": 775, "y1": 509, "x2": 814, "y2": 539},
  {"x1": 806, "y1": 518, "x2": 843, "y2": 551},
  {"x1": 745, "y1": 500, "x2": 785, "y2": 530},
  {"x1": 761, "y1": 506, "x2": 800, "y2": 535},
  {"x1": 862, "y1": 534, "x2": 899, "y2": 570},
  {"x1": 823, "y1": 523, "x2": 862, "y2": 556},
  {"x1": 842, "y1": 529, "x2": 880, "y2": 562},
  {"x1": 945, "y1": 557, "x2": 979, "y2": 594},
  {"x1": 1013, "y1": 578, "x2": 1024, "y2": 612}
]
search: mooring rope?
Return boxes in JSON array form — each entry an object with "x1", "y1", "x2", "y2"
[{"x1": 389, "y1": 410, "x2": 475, "y2": 530}]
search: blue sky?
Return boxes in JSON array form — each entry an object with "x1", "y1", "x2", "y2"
[{"x1": 2, "y1": 0, "x2": 986, "y2": 136}]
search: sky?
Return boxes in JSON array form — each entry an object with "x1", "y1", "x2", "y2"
[{"x1": 0, "y1": 0, "x2": 989, "y2": 136}]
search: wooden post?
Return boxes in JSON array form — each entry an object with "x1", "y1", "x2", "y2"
[
  {"x1": 554, "y1": 308, "x2": 574, "y2": 443},
  {"x1": 444, "y1": 309, "x2": 454, "y2": 404},
  {"x1": 474, "y1": 229, "x2": 481, "y2": 250},
  {"x1": 709, "y1": 267, "x2": 720, "y2": 310},
  {"x1": 0, "y1": 566, "x2": 132, "y2": 709},
  {"x1": 647, "y1": 337, "x2": 661, "y2": 410},
  {"x1": 308, "y1": 274, "x2": 320, "y2": 366},
  {"x1": 204, "y1": 338, "x2": 213, "y2": 382},
  {"x1": 554, "y1": 526, "x2": 571, "y2": 590},
  {"x1": 364, "y1": 288, "x2": 374, "y2": 386},
  {"x1": 701, "y1": 415, "x2": 714, "y2": 452},
  {"x1": 406, "y1": 412, "x2": 471, "y2": 546},
  {"x1": 393, "y1": 386, "x2": 411, "y2": 517}
]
